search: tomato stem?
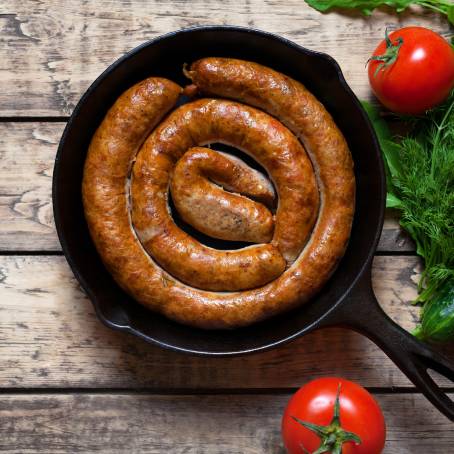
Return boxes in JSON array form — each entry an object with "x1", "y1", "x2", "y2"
[
  {"x1": 292, "y1": 384, "x2": 361, "y2": 454},
  {"x1": 367, "y1": 28, "x2": 404, "y2": 77}
]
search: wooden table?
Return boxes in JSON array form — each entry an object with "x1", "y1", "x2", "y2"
[{"x1": 1, "y1": 1, "x2": 453, "y2": 452}]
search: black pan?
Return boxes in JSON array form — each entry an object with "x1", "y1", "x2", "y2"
[{"x1": 53, "y1": 26, "x2": 454, "y2": 420}]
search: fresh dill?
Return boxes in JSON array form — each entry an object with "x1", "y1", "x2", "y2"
[{"x1": 363, "y1": 93, "x2": 454, "y2": 305}]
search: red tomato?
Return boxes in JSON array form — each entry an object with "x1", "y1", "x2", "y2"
[
  {"x1": 368, "y1": 27, "x2": 454, "y2": 114},
  {"x1": 281, "y1": 378, "x2": 386, "y2": 454}
]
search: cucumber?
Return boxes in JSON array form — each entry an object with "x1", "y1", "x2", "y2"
[{"x1": 414, "y1": 279, "x2": 454, "y2": 343}]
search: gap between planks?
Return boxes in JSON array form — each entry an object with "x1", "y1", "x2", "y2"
[{"x1": 1, "y1": 387, "x2": 454, "y2": 395}]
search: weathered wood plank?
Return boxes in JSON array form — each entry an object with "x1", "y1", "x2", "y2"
[
  {"x1": 0, "y1": 393, "x2": 453, "y2": 453},
  {"x1": 1, "y1": 254, "x2": 452, "y2": 389},
  {"x1": 0, "y1": 122, "x2": 413, "y2": 251},
  {"x1": 0, "y1": 123, "x2": 57, "y2": 250},
  {"x1": 0, "y1": 1, "x2": 450, "y2": 116},
  {"x1": 380, "y1": 210, "x2": 415, "y2": 252}
]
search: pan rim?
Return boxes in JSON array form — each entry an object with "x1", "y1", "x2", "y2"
[{"x1": 53, "y1": 25, "x2": 386, "y2": 356}]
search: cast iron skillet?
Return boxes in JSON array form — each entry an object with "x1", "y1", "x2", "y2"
[{"x1": 53, "y1": 26, "x2": 454, "y2": 420}]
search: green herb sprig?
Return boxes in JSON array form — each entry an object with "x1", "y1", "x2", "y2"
[{"x1": 362, "y1": 94, "x2": 454, "y2": 306}]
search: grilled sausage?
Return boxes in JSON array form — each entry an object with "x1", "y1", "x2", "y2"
[{"x1": 82, "y1": 58, "x2": 355, "y2": 329}]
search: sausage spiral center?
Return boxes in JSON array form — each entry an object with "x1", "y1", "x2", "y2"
[
  {"x1": 131, "y1": 98, "x2": 318, "y2": 291},
  {"x1": 82, "y1": 58, "x2": 355, "y2": 329},
  {"x1": 171, "y1": 147, "x2": 276, "y2": 244}
]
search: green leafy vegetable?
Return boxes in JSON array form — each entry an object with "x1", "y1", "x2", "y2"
[
  {"x1": 449, "y1": 4, "x2": 454, "y2": 24},
  {"x1": 304, "y1": 0, "x2": 454, "y2": 26},
  {"x1": 362, "y1": 95, "x2": 454, "y2": 341}
]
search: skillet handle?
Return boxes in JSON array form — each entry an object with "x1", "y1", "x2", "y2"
[{"x1": 319, "y1": 267, "x2": 454, "y2": 421}]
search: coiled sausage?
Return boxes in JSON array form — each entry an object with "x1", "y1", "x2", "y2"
[{"x1": 82, "y1": 59, "x2": 355, "y2": 329}]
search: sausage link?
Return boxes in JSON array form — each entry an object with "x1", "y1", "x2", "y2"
[{"x1": 171, "y1": 147, "x2": 275, "y2": 243}]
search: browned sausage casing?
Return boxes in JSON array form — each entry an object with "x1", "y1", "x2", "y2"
[
  {"x1": 171, "y1": 147, "x2": 276, "y2": 244},
  {"x1": 131, "y1": 98, "x2": 318, "y2": 291},
  {"x1": 82, "y1": 59, "x2": 355, "y2": 329}
]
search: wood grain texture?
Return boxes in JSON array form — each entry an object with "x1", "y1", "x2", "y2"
[
  {"x1": 0, "y1": 122, "x2": 413, "y2": 252},
  {"x1": 0, "y1": 1, "x2": 450, "y2": 116},
  {"x1": 1, "y1": 254, "x2": 452, "y2": 389},
  {"x1": 0, "y1": 393, "x2": 453, "y2": 453},
  {"x1": 0, "y1": 123, "x2": 56, "y2": 250}
]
